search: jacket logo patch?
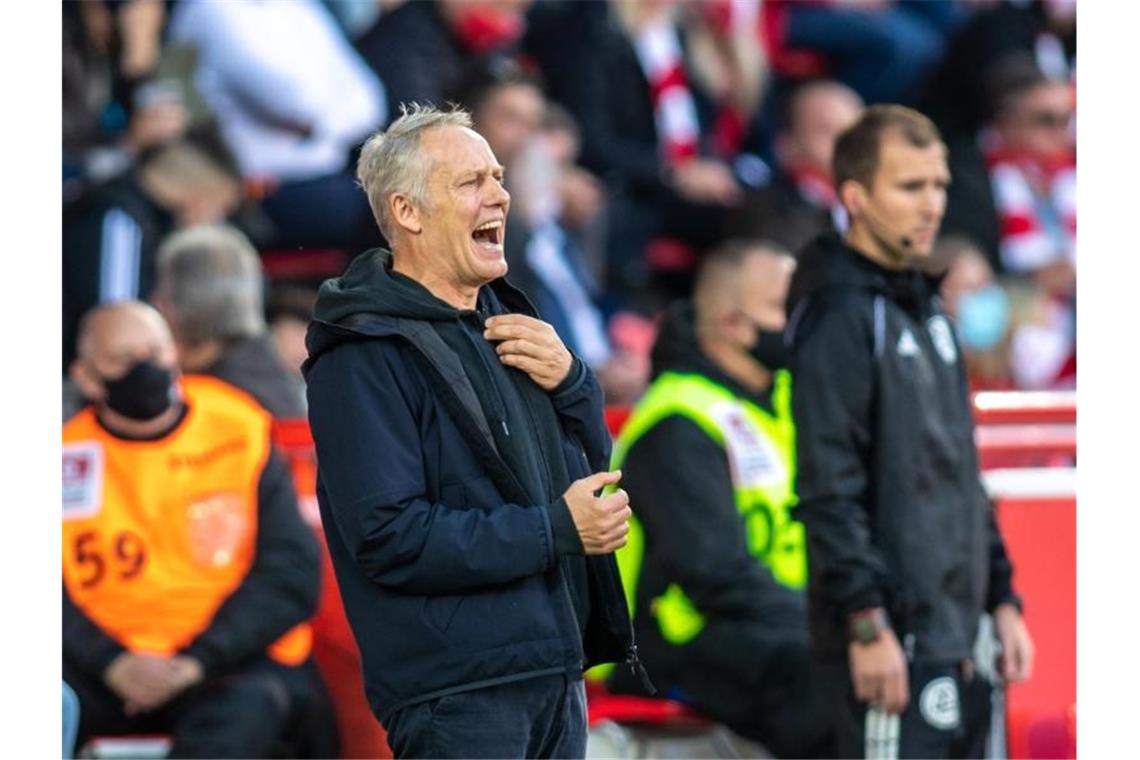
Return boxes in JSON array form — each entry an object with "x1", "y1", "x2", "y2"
[
  {"x1": 710, "y1": 402, "x2": 785, "y2": 488},
  {"x1": 919, "y1": 676, "x2": 960, "y2": 730},
  {"x1": 896, "y1": 329, "x2": 921, "y2": 357},
  {"x1": 63, "y1": 443, "x2": 103, "y2": 519},
  {"x1": 927, "y1": 316, "x2": 958, "y2": 365},
  {"x1": 185, "y1": 492, "x2": 251, "y2": 567}
]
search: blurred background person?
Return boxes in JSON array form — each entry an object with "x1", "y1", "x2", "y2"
[
  {"x1": 935, "y1": 236, "x2": 1016, "y2": 392},
  {"x1": 152, "y1": 225, "x2": 306, "y2": 418},
  {"x1": 265, "y1": 283, "x2": 320, "y2": 399},
  {"x1": 63, "y1": 302, "x2": 335, "y2": 758},
  {"x1": 356, "y1": 0, "x2": 531, "y2": 117},
  {"x1": 63, "y1": 0, "x2": 185, "y2": 202},
  {"x1": 527, "y1": 0, "x2": 762, "y2": 305},
  {"x1": 62, "y1": 127, "x2": 243, "y2": 371},
  {"x1": 728, "y1": 78, "x2": 864, "y2": 253},
  {"x1": 169, "y1": 0, "x2": 387, "y2": 253}
]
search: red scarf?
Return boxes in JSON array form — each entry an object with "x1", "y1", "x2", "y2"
[
  {"x1": 633, "y1": 19, "x2": 700, "y2": 166},
  {"x1": 983, "y1": 132, "x2": 1076, "y2": 275}
]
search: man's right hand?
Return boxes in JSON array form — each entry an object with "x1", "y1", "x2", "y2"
[
  {"x1": 562, "y1": 471, "x2": 631, "y2": 555},
  {"x1": 848, "y1": 627, "x2": 910, "y2": 714},
  {"x1": 104, "y1": 652, "x2": 184, "y2": 715}
]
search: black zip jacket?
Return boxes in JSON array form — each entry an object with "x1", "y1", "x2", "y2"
[
  {"x1": 785, "y1": 233, "x2": 1019, "y2": 663},
  {"x1": 303, "y1": 249, "x2": 642, "y2": 725}
]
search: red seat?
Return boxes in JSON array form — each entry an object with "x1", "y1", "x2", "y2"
[{"x1": 585, "y1": 680, "x2": 711, "y2": 732}]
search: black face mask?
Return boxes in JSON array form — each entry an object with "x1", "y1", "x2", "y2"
[
  {"x1": 749, "y1": 329, "x2": 789, "y2": 371},
  {"x1": 100, "y1": 359, "x2": 175, "y2": 421}
]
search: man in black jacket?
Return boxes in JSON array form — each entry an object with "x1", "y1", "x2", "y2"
[
  {"x1": 785, "y1": 105, "x2": 1034, "y2": 758},
  {"x1": 304, "y1": 104, "x2": 640, "y2": 758}
]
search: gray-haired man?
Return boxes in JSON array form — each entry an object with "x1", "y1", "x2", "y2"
[{"x1": 304, "y1": 104, "x2": 644, "y2": 758}]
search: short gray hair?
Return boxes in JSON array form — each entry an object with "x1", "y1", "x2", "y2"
[
  {"x1": 356, "y1": 103, "x2": 473, "y2": 241},
  {"x1": 155, "y1": 224, "x2": 265, "y2": 345}
]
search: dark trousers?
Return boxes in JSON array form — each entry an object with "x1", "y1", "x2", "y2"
[
  {"x1": 63, "y1": 655, "x2": 338, "y2": 759},
  {"x1": 817, "y1": 659, "x2": 992, "y2": 759},
  {"x1": 384, "y1": 673, "x2": 588, "y2": 759}
]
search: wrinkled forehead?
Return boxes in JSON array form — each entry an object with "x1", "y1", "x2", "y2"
[{"x1": 421, "y1": 125, "x2": 502, "y2": 179}]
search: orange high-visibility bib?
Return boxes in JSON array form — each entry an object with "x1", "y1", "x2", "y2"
[{"x1": 62, "y1": 374, "x2": 311, "y2": 666}]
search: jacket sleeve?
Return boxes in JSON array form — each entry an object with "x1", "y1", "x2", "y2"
[
  {"x1": 63, "y1": 584, "x2": 126, "y2": 679},
  {"x1": 790, "y1": 301, "x2": 893, "y2": 617},
  {"x1": 624, "y1": 417, "x2": 804, "y2": 619},
  {"x1": 550, "y1": 356, "x2": 613, "y2": 474},
  {"x1": 181, "y1": 448, "x2": 320, "y2": 677},
  {"x1": 980, "y1": 480, "x2": 1022, "y2": 613},
  {"x1": 306, "y1": 341, "x2": 558, "y2": 595}
]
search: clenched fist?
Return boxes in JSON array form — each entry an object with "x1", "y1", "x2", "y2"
[{"x1": 562, "y1": 471, "x2": 631, "y2": 554}]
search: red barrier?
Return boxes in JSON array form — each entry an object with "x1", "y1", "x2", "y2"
[{"x1": 994, "y1": 493, "x2": 1076, "y2": 759}]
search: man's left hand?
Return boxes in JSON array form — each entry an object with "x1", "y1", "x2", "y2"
[
  {"x1": 994, "y1": 603, "x2": 1034, "y2": 683},
  {"x1": 484, "y1": 315, "x2": 573, "y2": 391}
]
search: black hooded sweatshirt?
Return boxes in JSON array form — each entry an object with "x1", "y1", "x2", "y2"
[
  {"x1": 785, "y1": 233, "x2": 1020, "y2": 663},
  {"x1": 303, "y1": 249, "x2": 644, "y2": 724}
]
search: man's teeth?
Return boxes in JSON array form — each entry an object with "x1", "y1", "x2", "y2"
[{"x1": 474, "y1": 221, "x2": 502, "y2": 233}]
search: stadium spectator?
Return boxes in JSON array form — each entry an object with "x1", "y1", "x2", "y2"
[
  {"x1": 63, "y1": 301, "x2": 335, "y2": 758},
  {"x1": 265, "y1": 283, "x2": 319, "y2": 385},
  {"x1": 64, "y1": 0, "x2": 180, "y2": 198},
  {"x1": 458, "y1": 60, "x2": 647, "y2": 404},
  {"x1": 535, "y1": 0, "x2": 752, "y2": 300},
  {"x1": 920, "y1": 0, "x2": 1076, "y2": 141},
  {"x1": 763, "y1": 0, "x2": 966, "y2": 106},
  {"x1": 356, "y1": 0, "x2": 530, "y2": 118},
  {"x1": 728, "y1": 79, "x2": 864, "y2": 252},
  {"x1": 935, "y1": 237, "x2": 1016, "y2": 392},
  {"x1": 785, "y1": 105, "x2": 1033, "y2": 757},
  {"x1": 152, "y1": 225, "x2": 306, "y2": 418},
  {"x1": 169, "y1": 0, "x2": 386, "y2": 253},
  {"x1": 304, "y1": 105, "x2": 640, "y2": 756},
  {"x1": 608, "y1": 240, "x2": 834, "y2": 757},
  {"x1": 62, "y1": 127, "x2": 243, "y2": 371}
]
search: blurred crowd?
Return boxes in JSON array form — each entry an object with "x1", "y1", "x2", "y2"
[
  {"x1": 61, "y1": 1, "x2": 1075, "y2": 756},
  {"x1": 63, "y1": 0, "x2": 1076, "y2": 409}
]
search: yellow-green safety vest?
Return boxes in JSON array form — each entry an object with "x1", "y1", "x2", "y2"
[{"x1": 609, "y1": 369, "x2": 805, "y2": 648}]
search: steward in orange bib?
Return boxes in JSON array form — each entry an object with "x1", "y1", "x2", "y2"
[{"x1": 62, "y1": 302, "x2": 336, "y2": 758}]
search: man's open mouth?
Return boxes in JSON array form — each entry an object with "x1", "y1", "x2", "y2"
[{"x1": 472, "y1": 220, "x2": 503, "y2": 248}]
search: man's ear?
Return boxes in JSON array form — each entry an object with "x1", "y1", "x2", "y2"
[
  {"x1": 390, "y1": 193, "x2": 423, "y2": 235},
  {"x1": 70, "y1": 358, "x2": 103, "y2": 404},
  {"x1": 839, "y1": 179, "x2": 866, "y2": 219}
]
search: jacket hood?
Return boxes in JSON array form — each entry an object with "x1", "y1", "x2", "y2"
[
  {"x1": 787, "y1": 232, "x2": 940, "y2": 317},
  {"x1": 313, "y1": 248, "x2": 460, "y2": 325},
  {"x1": 305, "y1": 248, "x2": 537, "y2": 367}
]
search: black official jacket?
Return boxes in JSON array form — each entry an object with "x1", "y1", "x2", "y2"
[{"x1": 785, "y1": 233, "x2": 1020, "y2": 662}]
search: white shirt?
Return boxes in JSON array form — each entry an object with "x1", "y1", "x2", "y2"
[{"x1": 170, "y1": 0, "x2": 386, "y2": 180}]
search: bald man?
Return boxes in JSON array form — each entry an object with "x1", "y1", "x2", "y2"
[
  {"x1": 606, "y1": 242, "x2": 834, "y2": 757},
  {"x1": 63, "y1": 302, "x2": 335, "y2": 758}
]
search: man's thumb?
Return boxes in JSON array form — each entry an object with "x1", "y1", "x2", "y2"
[{"x1": 582, "y1": 469, "x2": 622, "y2": 491}]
